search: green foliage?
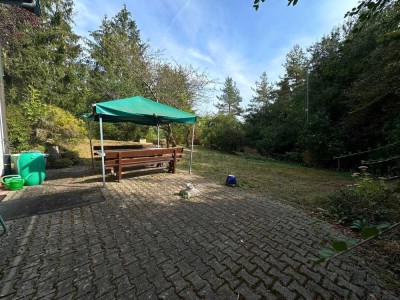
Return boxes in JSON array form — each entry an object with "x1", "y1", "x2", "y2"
[
  {"x1": 244, "y1": 5, "x2": 400, "y2": 170},
  {"x1": 46, "y1": 149, "x2": 82, "y2": 169},
  {"x1": 247, "y1": 72, "x2": 274, "y2": 115},
  {"x1": 61, "y1": 150, "x2": 82, "y2": 165},
  {"x1": 84, "y1": 6, "x2": 210, "y2": 143},
  {"x1": 149, "y1": 63, "x2": 212, "y2": 111},
  {"x1": 169, "y1": 124, "x2": 192, "y2": 146},
  {"x1": 6, "y1": 105, "x2": 31, "y2": 152},
  {"x1": 312, "y1": 220, "x2": 393, "y2": 264},
  {"x1": 312, "y1": 239, "x2": 357, "y2": 264},
  {"x1": 86, "y1": 5, "x2": 150, "y2": 103},
  {"x1": 7, "y1": 85, "x2": 86, "y2": 150},
  {"x1": 3, "y1": 3, "x2": 210, "y2": 149},
  {"x1": 215, "y1": 77, "x2": 243, "y2": 116},
  {"x1": 41, "y1": 105, "x2": 87, "y2": 146},
  {"x1": 200, "y1": 114, "x2": 244, "y2": 152},
  {"x1": 299, "y1": 113, "x2": 344, "y2": 166},
  {"x1": 3, "y1": 0, "x2": 87, "y2": 113},
  {"x1": 21, "y1": 86, "x2": 46, "y2": 124},
  {"x1": 320, "y1": 169, "x2": 400, "y2": 224},
  {"x1": 48, "y1": 157, "x2": 74, "y2": 169},
  {"x1": 98, "y1": 123, "x2": 160, "y2": 142},
  {"x1": 253, "y1": 0, "x2": 396, "y2": 33},
  {"x1": 243, "y1": 44, "x2": 306, "y2": 159}
]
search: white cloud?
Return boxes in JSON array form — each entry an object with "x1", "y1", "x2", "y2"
[
  {"x1": 189, "y1": 48, "x2": 214, "y2": 65},
  {"x1": 73, "y1": 0, "x2": 101, "y2": 36},
  {"x1": 170, "y1": 0, "x2": 191, "y2": 26},
  {"x1": 73, "y1": 0, "x2": 123, "y2": 36}
]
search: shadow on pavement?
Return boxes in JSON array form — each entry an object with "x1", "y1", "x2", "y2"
[
  {"x1": 44, "y1": 165, "x2": 169, "y2": 184},
  {"x1": 0, "y1": 187, "x2": 104, "y2": 221}
]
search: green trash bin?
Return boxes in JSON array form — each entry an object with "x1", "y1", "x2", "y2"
[{"x1": 17, "y1": 151, "x2": 46, "y2": 186}]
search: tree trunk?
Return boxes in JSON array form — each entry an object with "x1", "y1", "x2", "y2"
[{"x1": 166, "y1": 124, "x2": 177, "y2": 148}]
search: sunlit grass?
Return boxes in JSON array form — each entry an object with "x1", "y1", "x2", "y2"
[
  {"x1": 179, "y1": 146, "x2": 352, "y2": 205},
  {"x1": 72, "y1": 139, "x2": 147, "y2": 166}
]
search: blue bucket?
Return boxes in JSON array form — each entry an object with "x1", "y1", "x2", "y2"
[{"x1": 226, "y1": 175, "x2": 237, "y2": 186}]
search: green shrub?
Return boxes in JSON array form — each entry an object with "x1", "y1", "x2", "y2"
[
  {"x1": 46, "y1": 150, "x2": 82, "y2": 168},
  {"x1": 7, "y1": 105, "x2": 31, "y2": 152},
  {"x1": 200, "y1": 114, "x2": 244, "y2": 152},
  {"x1": 42, "y1": 105, "x2": 87, "y2": 146},
  {"x1": 298, "y1": 112, "x2": 344, "y2": 166},
  {"x1": 8, "y1": 86, "x2": 87, "y2": 150},
  {"x1": 61, "y1": 150, "x2": 82, "y2": 165},
  {"x1": 320, "y1": 170, "x2": 400, "y2": 224},
  {"x1": 49, "y1": 158, "x2": 74, "y2": 169}
]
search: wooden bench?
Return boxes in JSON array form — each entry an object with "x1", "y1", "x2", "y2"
[{"x1": 101, "y1": 148, "x2": 184, "y2": 182}]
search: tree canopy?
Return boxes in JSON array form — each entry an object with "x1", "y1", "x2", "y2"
[
  {"x1": 240, "y1": 2, "x2": 400, "y2": 169},
  {"x1": 2, "y1": 2, "x2": 212, "y2": 150}
]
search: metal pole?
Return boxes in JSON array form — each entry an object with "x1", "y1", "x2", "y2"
[
  {"x1": 189, "y1": 124, "x2": 195, "y2": 174},
  {"x1": 0, "y1": 43, "x2": 10, "y2": 175},
  {"x1": 99, "y1": 116, "x2": 106, "y2": 187},
  {"x1": 156, "y1": 98, "x2": 160, "y2": 149},
  {"x1": 306, "y1": 67, "x2": 309, "y2": 123}
]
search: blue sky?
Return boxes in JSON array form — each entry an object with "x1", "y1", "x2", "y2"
[{"x1": 73, "y1": 0, "x2": 358, "y2": 114}]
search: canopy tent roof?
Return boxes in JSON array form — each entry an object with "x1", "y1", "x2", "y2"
[{"x1": 84, "y1": 96, "x2": 196, "y2": 125}]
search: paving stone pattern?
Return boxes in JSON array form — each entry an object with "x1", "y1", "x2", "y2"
[{"x1": 0, "y1": 167, "x2": 398, "y2": 299}]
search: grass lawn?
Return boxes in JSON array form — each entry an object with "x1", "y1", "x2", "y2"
[
  {"x1": 73, "y1": 140, "x2": 352, "y2": 206},
  {"x1": 179, "y1": 146, "x2": 352, "y2": 205}
]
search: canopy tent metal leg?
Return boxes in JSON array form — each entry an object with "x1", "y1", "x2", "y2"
[
  {"x1": 99, "y1": 117, "x2": 106, "y2": 187},
  {"x1": 189, "y1": 124, "x2": 195, "y2": 174}
]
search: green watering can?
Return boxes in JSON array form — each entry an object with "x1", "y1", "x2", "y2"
[{"x1": 2, "y1": 175, "x2": 25, "y2": 191}]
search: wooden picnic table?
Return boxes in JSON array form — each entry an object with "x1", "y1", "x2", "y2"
[{"x1": 94, "y1": 146, "x2": 184, "y2": 182}]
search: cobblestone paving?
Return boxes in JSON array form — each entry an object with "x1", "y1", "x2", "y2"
[{"x1": 0, "y1": 168, "x2": 398, "y2": 299}]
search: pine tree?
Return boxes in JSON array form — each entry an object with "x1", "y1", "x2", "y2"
[
  {"x1": 215, "y1": 77, "x2": 243, "y2": 116},
  {"x1": 3, "y1": 0, "x2": 86, "y2": 112},
  {"x1": 86, "y1": 5, "x2": 149, "y2": 101},
  {"x1": 247, "y1": 72, "x2": 274, "y2": 114},
  {"x1": 283, "y1": 44, "x2": 307, "y2": 93}
]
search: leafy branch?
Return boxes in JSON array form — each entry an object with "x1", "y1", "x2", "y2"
[
  {"x1": 312, "y1": 221, "x2": 400, "y2": 264},
  {"x1": 253, "y1": 0, "x2": 298, "y2": 11},
  {"x1": 253, "y1": 0, "x2": 396, "y2": 33}
]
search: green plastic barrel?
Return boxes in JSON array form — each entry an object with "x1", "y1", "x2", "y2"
[{"x1": 17, "y1": 151, "x2": 46, "y2": 186}]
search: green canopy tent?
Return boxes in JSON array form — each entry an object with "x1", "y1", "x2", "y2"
[{"x1": 84, "y1": 96, "x2": 197, "y2": 186}]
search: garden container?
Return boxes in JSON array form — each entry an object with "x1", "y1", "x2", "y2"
[
  {"x1": 226, "y1": 175, "x2": 237, "y2": 186},
  {"x1": 17, "y1": 151, "x2": 46, "y2": 186},
  {"x1": 2, "y1": 175, "x2": 25, "y2": 191}
]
